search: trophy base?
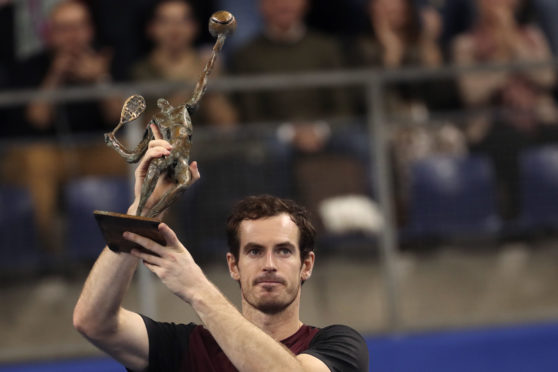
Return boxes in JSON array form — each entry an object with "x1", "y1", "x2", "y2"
[{"x1": 94, "y1": 210, "x2": 165, "y2": 253}]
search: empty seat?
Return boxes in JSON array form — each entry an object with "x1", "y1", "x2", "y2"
[
  {"x1": 406, "y1": 155, "x2": 501, "y2": 238},
  {"x1": 519, "y1": 145, "x2": 558, "y2": 229},
  {"x1": 65, "y1": 176, "x2": 132, "y2": 260}
]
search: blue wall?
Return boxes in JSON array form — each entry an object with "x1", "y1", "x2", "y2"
[{"x1": 367, "y1": 321, "x2": 558, "y2": 372}]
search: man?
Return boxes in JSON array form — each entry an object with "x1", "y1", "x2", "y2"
[
  {"x1": 4, "y1": 0, "x2": 125, "y2": 252},
  {"x1": 73, "y1": 126, "x2": 369, "y2": 371},
  {"x1": 20, "y1": 0, "x2": 119, "y2": 133},
  {"x1": 230, "y1": 0, "x2": 352, "y2": 124},
  {"x1": 229, "y1": 0, "x2": 371, "y2": 235},
  {"x1": 452, "y1": 0, "x2": 556, "y2": 219}
]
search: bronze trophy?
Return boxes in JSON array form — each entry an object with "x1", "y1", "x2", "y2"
[{"x1": 94, "y1": 11, "x2": 236, "y2": 253}]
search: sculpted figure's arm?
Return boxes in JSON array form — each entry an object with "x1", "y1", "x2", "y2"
[
  {"x1": 73, "y1": 125, "x2": 200, "y2": 371},
  {"x1": 125, "y1": 228, "x2": 330, "y2": 372},
  {"x1": 105, "y1": 128, "x2": 152, "y2": 164}
]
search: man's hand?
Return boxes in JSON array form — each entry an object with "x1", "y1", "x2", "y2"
[
  {"x1": 125, "y1": 223, "x2": 208, "y2": 303},
  {"x1": 45, "y1": 52, "x2": 74, "y2": 86},
  {"x1": 128, "y1": 124, "x2": 201, "y2": 218},
  {"x1": 371, "y1": 1, "x2": 404, "y2": 67}
]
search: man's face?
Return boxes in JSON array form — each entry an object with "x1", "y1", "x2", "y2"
[
  {"x1": 149, "y1": 1, "x2": 197, "y2": 53},
  {"x1": 227, "y1": 214, "x2": 314, "y2": 314},
  {"x1": 48, "y1": 2, "x2": 94, "y2": 54},
  {"x1": 259, "y1": 0, "x2": 308, "y2": 31}
]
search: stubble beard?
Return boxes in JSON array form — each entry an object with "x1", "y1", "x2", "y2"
[{"x1": 242, "y1": 282, "x2": 300, "y2": 315}]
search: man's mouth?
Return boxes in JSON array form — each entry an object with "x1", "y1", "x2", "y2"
[{"x1": 254, "y1": 277, "x2": 285, "y2": 286}]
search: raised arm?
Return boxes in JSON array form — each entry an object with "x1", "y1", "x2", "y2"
[
  {"x1": 72, "y1": 243, "x2": 148, "y2": 370},
  {"x1": 73, "y1": 125, "x2": 200, "y2": 370},
  {"x1": 190, "y1": 274, "x2": 332, "y2": 372}
]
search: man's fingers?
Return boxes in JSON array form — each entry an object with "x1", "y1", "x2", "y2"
[
  {"x1": 136, "y1": 147, "x2": 169, "y2": 173},
  {"x1": 187, "y1": 161, "x2": 201, "y2": 186},
  {"x1": 148, "y1": 139, "x2": 172, "y2": 150},
  {"x1": 130, "y1": 248, "x2": 164, "y2": 266},
  {"x1": 145, "y1": 147, "x2": 170, "y2": 159},
  {"x1": 123, "y1": 231, "x2": 166, "y2": 257},
  {"x1": 142, "y1": 261, "x2": 161, "y2": 276},
  {"x1": 158, "y1": 223, "x2": 181, "y2": 248},
  {"x1": 151, "y1": 123, "x2": 163, "y2": 140}
]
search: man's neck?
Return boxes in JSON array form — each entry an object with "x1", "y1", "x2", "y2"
[
  {"x1": 241, "y1": 295, "x2": 303, "y2": 341},
  {"x1": 264, "y1": 22, "x2": 307, "y2": 43}
]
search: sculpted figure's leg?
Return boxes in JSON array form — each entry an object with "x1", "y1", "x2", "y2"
[
  {"x1": 136, "y1": 158, "x2": 164, "y2": 216},
  {"x1": 146, "y1": 159, "x2": 191, "y2": 218}
]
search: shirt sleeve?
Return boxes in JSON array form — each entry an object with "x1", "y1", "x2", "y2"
[
  {"x1": 302, "y1": 325, "x2": 369, "y2": 372},
  {"x1": 138, "y1": 314, "x2": 196, "y2": 372}
]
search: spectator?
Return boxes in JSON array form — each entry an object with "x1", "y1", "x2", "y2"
[
  {"x1": 359, "y1": 0, "x2": 442, "y2": 69},
  {"x1": 87, "y1": 0, "x2": 156, "y2": 81},
  {"x1": 413, "y1": 0, "x2": 475, "y2": 57},
  {"x1": 230, "y1": 0, "x2": 373, "y2": 235},
  {"x1": 349, "y1": 0, "x2": 463, "y2": 224},
  {"x1": 230, "y1": 0, "x2": 352, "y2": 124},
  {"x1": 216, "y1": 0, "x2": 262, "y2": 52},
  {"x1": 3, "y1": 0, "x2": 126, "y2": 252},
  {"x1": 131, "y1": 0, "x2": 237, "y2": 127},
  {"x1": 350, "y1": 0, "x2": 460, "y2": 115},
  {"x1": 452, "y1": 0, "x2": 555, "y2": 108},
  {"x1": 17, "y1": 0, "x2": 121, "y2": 134},
  {"x1": 88, "y1": 0, "x2": 220, "y2": 81},
  {"x1": 452, "y1": 0, "x2": 558, "y2": 219}
]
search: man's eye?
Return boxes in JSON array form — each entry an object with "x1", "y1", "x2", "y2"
[
  {"x1": 278, "y1": 248, "x2": 292, "y2": 255},
  {"x1": 248, "y1": 249, "x2": 260, "y2": 256}
]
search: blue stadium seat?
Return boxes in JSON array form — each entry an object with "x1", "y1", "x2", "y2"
[
  {"x1": 64, "y1": 176, "x2": 132, "y2": 260},
  {"x1": 0, "y1": 185, "x2": 40, "y2": 272},
  {"x1": 406, "y1": 155, "x2": 501, "y2": 238},
  {"x1": 519, "y1": 145, "x2": 558, "y2": 229}
]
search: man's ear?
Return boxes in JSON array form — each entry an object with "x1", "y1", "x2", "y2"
[
  {"x1": 300, "y1": 251, "x2": 315, "y2": 281},
  {"x1": 227, "y1": 252, "x2": 240, "y2": 280}
]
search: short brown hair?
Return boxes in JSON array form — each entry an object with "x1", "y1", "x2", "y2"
[{"x1": 226, "y1": 195, "x2": 316, "y2": 262}]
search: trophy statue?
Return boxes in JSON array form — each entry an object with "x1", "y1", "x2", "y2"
[{"x1": 94, "y1": 11, "x2": 236, "y2": 253}]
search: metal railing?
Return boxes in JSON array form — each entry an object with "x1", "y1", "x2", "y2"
[{"x1": 0, "y1": 60, "x2": 556, "y2": 106}]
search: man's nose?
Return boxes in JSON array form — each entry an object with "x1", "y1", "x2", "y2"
[{"x1": 263, "y1": 251, "x2": 277, "y2": 271}]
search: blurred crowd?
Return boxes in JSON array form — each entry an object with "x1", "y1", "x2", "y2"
[{"x1": 1, "y1": 0, "x2": 558, "y2": 253}]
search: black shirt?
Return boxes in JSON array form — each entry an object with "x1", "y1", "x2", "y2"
[{"x1": 137, "y1": 314, "x2": 369, "y2": 372}]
